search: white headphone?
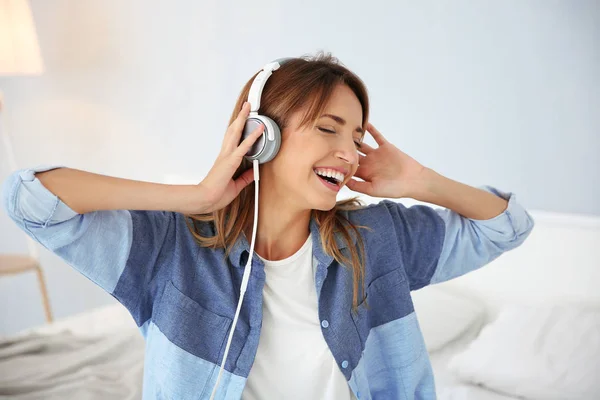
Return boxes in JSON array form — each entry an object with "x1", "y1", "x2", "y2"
[{"x1": 239, "y1": 57, "x2": 293, "y2": 164}]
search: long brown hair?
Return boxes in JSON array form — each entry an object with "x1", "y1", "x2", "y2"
[{"x1": 184, "y1": 51, "x2": 373, "y2": 312}]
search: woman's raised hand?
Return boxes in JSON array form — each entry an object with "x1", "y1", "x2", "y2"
[{"x1": 195, "y1": 102, "x2": 264, "y2": 214}]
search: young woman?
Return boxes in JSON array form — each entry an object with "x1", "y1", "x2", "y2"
[{"x1": 2, "y1": 53, "x2": 535, "y2": 399}]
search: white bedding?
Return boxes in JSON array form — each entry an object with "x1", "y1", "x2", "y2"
[
  {"x1": 412, "y1": 285, "x2": 523, "y2": 399},
  {"x1": 7, "y1": 301, "x2": 138, "y2": 339},
  {"x1": 429, "y1": 332, "x2": 521, "y2": 400},
  {"x1": 0, "y1": 303, "x2": 144, "y2": 400}
]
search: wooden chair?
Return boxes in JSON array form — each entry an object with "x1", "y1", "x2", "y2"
[{"x1": 0, "y1": 253, "x2": 53, "y2": 323}]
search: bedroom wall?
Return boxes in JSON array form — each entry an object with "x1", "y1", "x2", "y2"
[{"x1": 0, "y1": 0, "x2": 598, "y2": 335}]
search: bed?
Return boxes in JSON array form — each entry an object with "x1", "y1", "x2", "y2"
[
  {"x1": 423, "y1": 208, "x2": 600, "y2": 400},
  {"x1": 1, "y1": 208, "x2": 599, "y2": 399}
]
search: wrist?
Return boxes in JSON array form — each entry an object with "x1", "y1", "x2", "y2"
[
  {"x1": 408, "y1": 167, "x2": 443, "y2": 202},
  {"x1": 170, "y1": 184, "x2": 208, "y2": 214}
]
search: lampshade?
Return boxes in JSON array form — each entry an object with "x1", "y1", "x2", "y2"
[{"x1": 0, "y1": 0, "x2": 44, "y2": 76}]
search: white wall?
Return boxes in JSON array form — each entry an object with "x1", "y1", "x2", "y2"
[{"x1": 1, "y1": 0, "x2": 598, "y2": 335}]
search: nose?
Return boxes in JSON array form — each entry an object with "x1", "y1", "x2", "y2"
[{"x1": 334, "y1": 139, "x2": 359, "y2": 167}]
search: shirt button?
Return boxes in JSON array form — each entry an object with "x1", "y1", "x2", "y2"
[
  {"x1": 321, "y1": 320, "x2": 329, "y2": 328},
  {"x1": 341, "y1": 360, "x2": 349, "y2": 368}
]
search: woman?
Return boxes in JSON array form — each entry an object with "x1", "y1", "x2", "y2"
[{"x1": 2, "y1": 52, "x2": 535, "y2": 399}]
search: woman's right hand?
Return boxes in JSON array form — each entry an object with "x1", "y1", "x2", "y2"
[{"x1": 196, "y1": 102, "x2": 265, "y2": 214}]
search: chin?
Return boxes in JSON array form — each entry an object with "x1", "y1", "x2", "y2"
[{"x1": 310, "y1": 196, "x2": 337, "y2": 212}]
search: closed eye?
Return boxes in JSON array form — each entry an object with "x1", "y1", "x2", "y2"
[{"x1": 318, "y1": 127, "x2": 362, "y2": 149}]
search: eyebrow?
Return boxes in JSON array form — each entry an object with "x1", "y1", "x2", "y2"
[{"x1": 319, "y1": 114, "x2": 365, "y2": 139}]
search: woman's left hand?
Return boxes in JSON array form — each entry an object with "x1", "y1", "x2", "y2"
[{"x1": 346, "y1": 122, "x2": 428, "y2": 199}]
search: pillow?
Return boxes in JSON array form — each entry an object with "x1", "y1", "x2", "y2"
[
  {"x1": 411, "y1": 285, "x2": 486, "y2": 352},
  {"x1": 448, "y1": 303, "x2": 600, "y2": 400}
]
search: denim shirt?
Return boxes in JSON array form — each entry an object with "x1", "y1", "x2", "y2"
[{"x1": 2, "y1": 165, "x2": 535, "y2": 399}]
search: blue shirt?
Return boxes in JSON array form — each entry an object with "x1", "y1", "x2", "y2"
[{"x1": 2, "y1": 165, "x2": 535, "y2": 399}]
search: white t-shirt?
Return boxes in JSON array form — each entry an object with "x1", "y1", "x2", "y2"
[{"x1": 242, "y1": 234, "x2": 357, "y2": 400}]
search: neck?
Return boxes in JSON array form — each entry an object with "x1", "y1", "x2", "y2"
[{"x1": 243, "y1": 191, "x2": 312, "y2": 262}]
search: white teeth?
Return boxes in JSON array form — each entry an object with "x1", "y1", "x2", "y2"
[{"x1": 314, "y1": 168, "x2": 344, "y2": 183}]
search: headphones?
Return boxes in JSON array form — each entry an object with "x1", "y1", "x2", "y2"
[{"x1": 240, "y1": 57, "x2": 293, "y2": 164}]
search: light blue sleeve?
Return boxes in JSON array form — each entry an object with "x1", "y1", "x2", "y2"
[
  {"x1": 1, "y1": 165, "x2": 174, "y2": 326},
  {"x1": 429, "y1": 185, "x2": 535, "y2": 285}
]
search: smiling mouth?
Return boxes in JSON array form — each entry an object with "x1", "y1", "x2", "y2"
[
  {"x1": 313, "y1": 170, "x2": 343, "y2": 190},
  {"x1": 319, "y1": 174, "x2": 339, "y2": 185}
]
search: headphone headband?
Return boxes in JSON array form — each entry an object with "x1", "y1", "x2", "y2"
[{"x1": 247, "y1": 57, "x2": 293, "y2": 114}]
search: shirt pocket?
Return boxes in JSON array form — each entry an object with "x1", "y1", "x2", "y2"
[
  {"x1": 150, "y1": 280, "x2": 245, "y2": 398},
  {"x1": 350, "y1": 268, "x2": 422, "y2": 366}
]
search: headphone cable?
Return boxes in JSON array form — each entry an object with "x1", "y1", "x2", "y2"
[{"x1": 210, "y1": 159, "x2": 260, "y2": 399}]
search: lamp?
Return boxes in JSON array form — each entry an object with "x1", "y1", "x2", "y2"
[{"x1": 0, "y1": 0, "x2": 53, "y2": 323}]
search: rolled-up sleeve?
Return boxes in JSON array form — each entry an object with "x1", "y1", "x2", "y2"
[
  {"x1": 429, "y1": 185, "x2": 535, "y2": 285},
  {"x1": 2, "y1": 165, "x2": 76, "y2": 229},
  {"x1": 1, "y1": 165, "x2": 174, "y2": 327}
]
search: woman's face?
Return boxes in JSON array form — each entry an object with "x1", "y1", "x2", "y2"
[{"x1": 261, "y1": 83, "x2": 364, "y2": 211}]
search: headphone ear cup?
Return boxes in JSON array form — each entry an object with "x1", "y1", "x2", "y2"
[
  {"x1": 241, "y1": 118, "x2": 265, "y2": 159},
  {"x1": 241, "y1": 115, "x2": 281, "y2": 164}
]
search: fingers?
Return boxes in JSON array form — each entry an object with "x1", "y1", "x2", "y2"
[
  {"x1": 226, "y1": 102, "x2": 250, "y2": 138},
  {"x1": 359, "y1": 142, "x2": 375, "y2": 154},
  {"x1": 234, "y1": 168, "x2": 255, "y2": 195},
  {"x1": 222, "y1": 102, "x2": 252, "y2": 153},
  {"x1": 352, "y1": 164, "x2": 366, "y2": 180},
  {"x1": 234, "y1": 122, "x2": 264, "y2": 157},
  {"x1": 234, "y1": 102, "x2": 251, "y2": 128},
  {"x1": 366, "y1": 122, "x2": 386, "y2": 146},
  {"x1": 346, "y1": 178, "x2": 373, "y2": 195}
]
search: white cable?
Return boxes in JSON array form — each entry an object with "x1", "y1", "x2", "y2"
[{"x1": 210, "y1": 159, "x2": 260, "y2": 399}]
